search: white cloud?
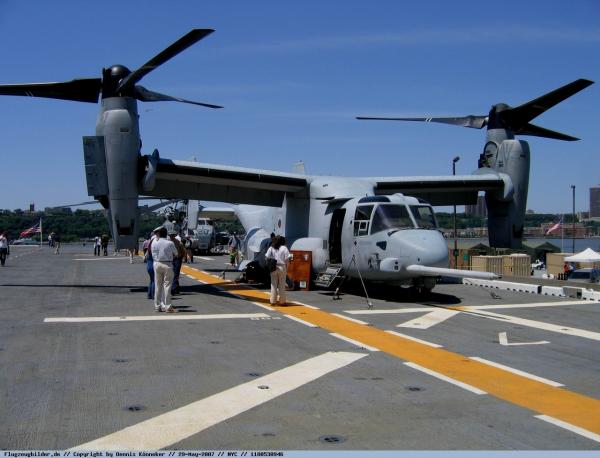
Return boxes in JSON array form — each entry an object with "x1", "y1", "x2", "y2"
[{"x1": 217, "y1": 26, "x2": 600, "y2": 54}]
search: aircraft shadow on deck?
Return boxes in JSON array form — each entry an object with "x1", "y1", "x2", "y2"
[{"x1": 319, "y1": 279, "x2": 462, "y2": 305}]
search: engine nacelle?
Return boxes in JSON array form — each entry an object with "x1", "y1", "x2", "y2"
[
  {"x1": 484, "y1": 139, "x2": 530, "y2": 248},
  {"x1": 290, "y1": 237, "x2": 329, "y2": 272},
  {"x1": 84, "y1": 97, "x2": 141, "y2": 250}
]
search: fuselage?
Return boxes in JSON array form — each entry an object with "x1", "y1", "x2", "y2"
[{"x1": 235, "y1": 184, "x2": 449, "y2": 285}]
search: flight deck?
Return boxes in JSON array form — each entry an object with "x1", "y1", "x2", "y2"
[{"x1": 1, "y1": 244, "x2": 599, "y2": 451}]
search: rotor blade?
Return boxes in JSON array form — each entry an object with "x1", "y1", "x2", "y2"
[
  {"x1": 138, "y1": 198, "x2": 181, "y2": 213},
  {"x1": 503, "y1": 78, "x2": 594, "y2": 125},
  {"x1": 48, "y1": 200, "x2": 100, "y2": 209},
  {"x1": 356, "y1": 115, "x2": 487, "y2": 129},
  {"x1": 0, "y1": 78, "x2": 101, "y2": 103},
  {"x1": 513, "y1": 122, "x2": 580, "y2": 141},
  {"x1": 117, "y1": 29, "x2": 214, "y2": 93},
  {"x1": 135, "y1": 86, "x2": 222, "y2": 108}
]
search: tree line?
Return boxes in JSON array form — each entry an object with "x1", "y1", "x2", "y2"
[
  {"x1": 0, "y1": 209, "x2": 245, "y2": 242},
  {"x1": 1, "y1": 208, "x2": 591, "y2": 242}
]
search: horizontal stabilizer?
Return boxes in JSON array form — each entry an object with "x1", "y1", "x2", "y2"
[{"x1": 406, "y1": 264, "x2": 499, "y2": 280}]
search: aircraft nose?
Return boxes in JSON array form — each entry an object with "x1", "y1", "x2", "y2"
[{"x1": 392, "y1": 230, "x2": 448, "y2": 267}]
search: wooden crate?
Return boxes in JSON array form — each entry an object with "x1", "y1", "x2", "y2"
[
  {"x1": 471, "y1": 256, "x2": 504, "y2": 276},
  {"x1": 546, "y1": 252, "x2": 573, "y2": 276},
  {"x1": 287, "y1": 250, "x2": 312, "y2": 291},
  {"x1": 503, "y1": 254, "x2": 531, "y2": 277}
]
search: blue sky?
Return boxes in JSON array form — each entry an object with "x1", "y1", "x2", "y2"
[{"x1": 0, "y1": 0, "x2": 598, "y2": 214}]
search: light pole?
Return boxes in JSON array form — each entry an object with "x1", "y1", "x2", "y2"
[
  {"x1": 571, "y1": 185, "x2": 576, "y2": 253},
  {"x1": 452, "y1": 156, "x2": 460, "y2": 268}
]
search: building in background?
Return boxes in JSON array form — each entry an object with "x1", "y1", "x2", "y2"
[
  {"x1": 24, "y1": 202, "x2": 36, "y2": 215},
  {"x1": 590, "y1": 185, "x2": 600, "y2": 219}
]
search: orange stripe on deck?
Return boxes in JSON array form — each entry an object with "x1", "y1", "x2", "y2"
[{"x1": 181, "y1": 265, "x2": 600, "y2": 436}]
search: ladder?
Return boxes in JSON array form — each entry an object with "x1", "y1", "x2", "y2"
[{"x1": 314, "y1": 264, "x2": 345, "y2": 288}]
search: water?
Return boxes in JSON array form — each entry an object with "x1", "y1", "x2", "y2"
[
  {"x1": 527, "y1": 237, "x2": 600, "y2": 253},
  {"x1": 451, "y1": 237, "x2": 600, "y2": 253}
]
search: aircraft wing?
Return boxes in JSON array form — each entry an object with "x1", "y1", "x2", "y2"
[
  {"x1": 372, "y1": 173, "x2": 508, "y2": 205},
  {"x1": 406, "y1": 265, "x2": 499, "y2": 280},
  {"x1": 142, "y1": 158, "x2": 310, "y2": 206}
]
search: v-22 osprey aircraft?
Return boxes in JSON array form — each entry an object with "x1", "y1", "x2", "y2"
[
  {"x1": 203, "y1": 191, "x2": 493, "y2": 294},
  {"x1": 0, "y1": 29, "x2": 593, "y2": 293}
]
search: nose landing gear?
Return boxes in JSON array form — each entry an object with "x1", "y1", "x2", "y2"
[{"x1": 411, "y1": 277, "x2": 436, "y2": 298}]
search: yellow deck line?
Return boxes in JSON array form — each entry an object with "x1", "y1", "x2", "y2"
[{"x1": 181, "y1": 265, "x2": 600, "y2": 436}]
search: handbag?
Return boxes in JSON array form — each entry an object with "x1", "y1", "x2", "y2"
[{"x1": 267, "y1": 257, "x2": 277, "y2": 273}]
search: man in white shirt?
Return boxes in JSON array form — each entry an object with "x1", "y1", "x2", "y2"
[
  {"x1": 265, "y1": 235, "x2": 291, "y2": 306},
  {"x1": 150, "y1": 226, "x2": 178, "y2": 313},
  {"x1": 94, "y1": 236, "x2": 101, "y2": 256},
  {"x1": 0, "y1": 232, "x2": 9, "y2": 266}
]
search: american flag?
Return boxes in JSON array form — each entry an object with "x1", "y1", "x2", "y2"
[
  {"x1": 20, "y1": 223, "x2": 41, "y2": 238},
  {"x1": 545, "y1": 218, "x2": 562, "y2": 235}
]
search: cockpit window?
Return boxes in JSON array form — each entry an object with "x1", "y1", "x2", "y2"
[
  {"x1": 410, "y1": 205, "x2": 437, "y2": 229},
  {"x1": 354, "y1": 205, "x2": 374, "y2": 236},
  {"x1": 371, "y1": 205, "x2": 414, "y2": 234},
  {"x1": 354, "y1": 205, "x2": 373, "y2": 221}
]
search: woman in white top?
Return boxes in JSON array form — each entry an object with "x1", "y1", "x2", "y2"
[{"x1": 265, "y1": 235, "x2": 291, "y2": 305}]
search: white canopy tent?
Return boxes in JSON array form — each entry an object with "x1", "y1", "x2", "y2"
[{"x1": 564, "y1": 248, "x2": 600, "y2": 263}]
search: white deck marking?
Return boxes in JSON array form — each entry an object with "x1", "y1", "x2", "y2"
[
  {"x1": 331, "y1": 313, "x2": 369, "y2": 325},
  {"x1": 285, "y1": 314, "x2": 318, "y2": 328},
  {"x1": 74, "y1": 257, "x2": 130, "y2": 261},
  {"x1": 44, "y1": 313, "x2": 270, "y2": 323},
  {"x1": 404, "y1": 362, "x2": 487, "y2": 395},
  {"x1": 349, "y1": 300, "x2": 600, "y2": 335},
  {"x1": 329, "y1": 333, "x2": 380, "y2": 351},
  {"x1": 196, "y1": 256, "x2": 214, "y2": 261},
  {"x1": 535, "y1": 415, "x2": 600, "y2": 444},
  {"x1": 70, "y1": 351, "x2": 367, "y2": 450},
  {"x1": 466, "y1": 300, "x2": 592, "y2": 310},
  {"x1": 469, "y1": 357, "x2": 563, "y2": 387},
  {"x1": 472, "y1": 310, "x2": 600, "y2": 341},
  {"x1": 252, "y1": 301, "x2": 275, "y2": 311},
  {"x1": 346, "y1": 300, "x2": 592, "y2": 315},
  {"x1": 385, "y1": 330, "x2": 443, "y2": 348},
  {"x1": 498, "y1": 331, "x2": 550, "y2": 346},
  {"x1": 397, "y1": 309, "x2": 460, "y2": 329}
]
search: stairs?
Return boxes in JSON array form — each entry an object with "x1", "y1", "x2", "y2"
[{"x1": 314, "y1": 264, "x2": 344, "y2": 288}]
